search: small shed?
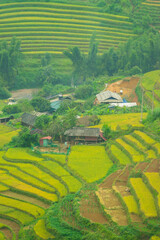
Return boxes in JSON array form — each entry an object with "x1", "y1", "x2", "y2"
[
  {"x1": 50, "y1": 100, "x2": 61, "y2": 112},
  {"x1": 39, "y1": 136, "x2": 52, "y2": 147},
  {"x1": 0, "y1": 115, "x2": 14, "y2": 123}
]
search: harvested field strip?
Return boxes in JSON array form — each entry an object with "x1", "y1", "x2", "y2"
[
  {"x1": 61, "y1": 176, "x2": 82, "y2": 193},
  {"x1": 123, "y1": 195, "x2": 139, "y2": 214},
  {"x1": 134, "y1": 131, "x2": 156, "y2": 145},
  {"x1": 5, "y1": 148, "x2": 42, "y2": 162},
  {"x1": 15, "y1": 163, "x2": 67, "y2": 197},
  {"x1": 34, "y1": 219, "x2": 54, "y2": 239},
  {"x1": 1, "y1": 22, "x2": 133, "y2": 33},
  {"x1": 0, "y1": 173, "x2": 58, "y2": 202},
  {"x1": 2, "y1": 191, "x2": 50, "y2": 209},
  {"x1": 116, "y1": 139, "x2": 145, "y2": 162},
  {"x1": 0, "y1": 223, "x2": 13, "y2": 240},
  {"x1": 68, "y1": 145, "x2": 113, "y2": 183},
  {"x1": 0, "y1": 218, "x2": 20, "y2": 239},
  {"x1": 130, "y1": 178, "x2": 157, "y2": 217},
  {"x1": 0, "y1": 195, "x2": 44, "y2": 218},
  {"x1": 110, "y1": 144, "x2": 131, "y2": 165},
  {"x1": 144, "y1": 172, "x2": 160, "y2": 207},
  {"x1": 0, "y1": 165, "x2": 56, "y2": 193}
]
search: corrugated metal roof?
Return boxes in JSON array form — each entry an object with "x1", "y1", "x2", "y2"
[
  {"x1": 50, "y1": 100, "x2": 61, "y2": 110},
  {"x1": 96, "y1": 90, "x2": 122, "y2": 103},
  {"x1": 64, "y1": 127, "x2": 100, "y2": 137}
]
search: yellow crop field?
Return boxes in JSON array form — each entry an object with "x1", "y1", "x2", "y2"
[
  {"x1": 34, "y1": 219, "x2": 54, "y2": 239},
  {"x1": 40, "y1": 161, "x2": 70, "y2": 177},
  {"x1": 151, "y1": 237, "x2": 160, "y2": 240},
  {"x1": 0, "y1": 165, "x2": 55, "y2": 192},
  {"x1": 16, "y1": 163, "x2": 67, "y2": 197},
  {"x1": 0, "y1": 232, "x2": 5, "y2": 240},
  {"x1": 91, "y1": 113, "x2": 147, "y2": 130},
  {"x1": 130, "y1": 178, "x2": 157, "y2": 217},
  {"x1": 125, "y1": 135, "x2": 146, "y2": 150},
  {"x1": 110, "y1": 144, "x2": 131, "y2": 165},
  {"x1": 145, "y1": 172, "x2": 160, "y2": 207},
  {"x1": 0, "y1": 124, "x2": 19, "y2": 148},
  {"x1": 123, "y1": 195, "x2": 139, "y2": 214},
  {"x1": 5, "y1": 148, "x2": 43, "y2": 161},
  {"x1": 116, "y1": 139, "x2": 144, "y2": 162},
  {"x1": 134, "y1": 131, "x2": 156, "y2": 145},
  {"x1": 43, "y1": 154, "x2": 66, "y2": 164},
  {"x1": 0, "y1": 195, "x2": 44, "y2": 218},
  {"x1": 68, "y1": 145, "x2": 112, "y2": 182},
  {"x1": 61, "y1": 175, "x2": 82, "y2": 193},
  {"x1": 0, "y1": 173, "x2": 58, "y2": 202},
  {"x1": 0, "y1": 183, "x2": 9, "y2": 192},
  {"x1": 146, "y1": 150, "x2": 157, "y2": 159},
  {"x1": 6, "y1": 210, "x2": 34, "y2": 225}
]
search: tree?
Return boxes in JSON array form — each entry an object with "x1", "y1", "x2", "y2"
[
  {"x1": 2, "y1": 104, "x2": 21, "y2": 114},
  {"x1": 10, "y1": 127, "x2": 39, "y2": 147},
  {"x1": 31, "y1": 96, "x2": 51, "y2": 112},
  {"x1": 35, "y1": 115, "x2": 51, "y2": 129},
  {"x1": 0, "y1": 87, "x2": 11, "y2": 99},
  {"x1": 75, "y1": 85, "x2": 94, "y2": 99}
]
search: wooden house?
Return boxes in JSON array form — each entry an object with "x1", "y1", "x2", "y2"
[
  {"x1": 21, "y1": 113, "x2": 37, "y2": 128},
  {"x1": 64, "y1": 127, "x2": 104, "y2": 144}
]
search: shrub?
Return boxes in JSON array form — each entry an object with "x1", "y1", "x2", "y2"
[
  {"x1": 2, "y1": 104, "x2": 21, "y2": 114},
  {"x1": 0, "y1": 87, "x2": 11, "y2": 99},
  {"x1": 75, "y1": 85, "x2": 94, "y2": 99},
  {"x1": 31, "y1": 96, "x2": 51, "y2": 112}
]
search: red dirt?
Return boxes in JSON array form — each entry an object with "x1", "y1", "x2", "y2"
[
  {"x1": 106, "y1": 77, "x2": 140, "y2": 104},
  {"x1": 80, "y1": 191, "x2": 108, "y2": 224},
  {"x1": 99, "y1": 170, "x2": 122, "y2": 189},
  {"x1": 0, "y1": 218, "x2": 20, "y2": 240},
  {"x1": 145, "y1": 159, "x2": 160, "y2": 172},
  {"x1": 2, "y1": 191, "x2": 50, "y2": 209}
]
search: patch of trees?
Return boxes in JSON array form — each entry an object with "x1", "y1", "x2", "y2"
[
  {"x1": 64, "y1": 32, "x2": 160, "y2": 84},
  {"x1": 0, "y1": 37, "x2": 21, "y2": 89}
]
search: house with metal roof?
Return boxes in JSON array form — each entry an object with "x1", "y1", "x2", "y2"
[{"x1": 95, "y1": 90, "x2": 123, "y2": 104}]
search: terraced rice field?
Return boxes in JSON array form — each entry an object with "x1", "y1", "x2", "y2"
[
  {"x1": 91, "y1": 113, "x2": 147, "y2": 130},
  {"x1": 140, "y1": 70, "x2": 160, "y2": 108},
  {"x1": 0, "y1": 125, "x2": 19, "y2": 148},
  {"x1": 68, "y1": 145, "x2": 113, "y2": 182},
  {"x1": 134, "y1": 0, "x2": 160, "y2": 31},
  {"x1": 0, "y1": 2, "x2": 135, "y2": 55}
]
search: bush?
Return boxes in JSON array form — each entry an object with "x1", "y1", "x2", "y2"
[
  {"x1": 0, "y1": 87, "x2": 11, "y2": 99},
  {"x1": 31, "y1": 96, "x2": 51, "y2": 112},
  {"x1": 129, "y1": 66, "x2": 142, "y2": 75},
  {"x1": 35, "y1": 115, "x2": 51, "y2": 129},
  {"x1": 75, "y1": 85, "x2": 94, "y2": 99},
  {"x1": 2, "y1": 104, "x2": 21, "y2": 114}
]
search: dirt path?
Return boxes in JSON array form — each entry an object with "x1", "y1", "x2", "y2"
[{"x1": 99, "y1": 170, "x2": 122, "y2": 189}]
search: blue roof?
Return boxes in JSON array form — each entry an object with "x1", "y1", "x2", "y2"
[{"x1": 50, "y1": 100, "x2": 61, "y2": 110}]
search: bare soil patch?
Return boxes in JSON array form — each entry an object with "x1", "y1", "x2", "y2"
[
  {"x1": 145, "y1": 159, "x2": 160, "y2": 172},
  {"x1": 99, "y1": 170, "x2": 122, "y2": 189},
  {"x1": 11, "y1": 88, "x2": 39, "y2": 100},
  {"x1": 80, "y1": 191, "x2": 108, "y2": 224},
  {"x1": 2, "y1": 191, "x2": 50, "y2": 209},
  {"x1": 130, "y1": 213, "x2": 142, "y2": 223},
  {"x1": 135, "y1": 162, "x2": 149, "y2": 172},
  {"x1": 0, "y1": 218, "x2": 20, "y2": 239},
  {"x1": 115, "y1": 167, "x2": 131, "y2": 186},
  {"x1": 1, "y1": 227, "x2": 12, "y2": 240},
  {"x1": 96, "y1": 189, "x2": 128, "y2": 226},
  {"x1": 106, "y1": 77, "x2": 140, "y2": 104}
]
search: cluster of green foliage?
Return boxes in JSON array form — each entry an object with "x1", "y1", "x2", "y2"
[
  {"x1": 0, "y1": 87, "x2": 11, "y2": 100},
  {"x1": 9, "y1": 127, "x2": 39, "y2": 147},
  {"x1": 31, "y1": 96, "x2": 51, "y2": 112}
]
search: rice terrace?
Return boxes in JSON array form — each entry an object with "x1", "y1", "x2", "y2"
[{"x1": 0, "y1": 0, "x2": 160, "y2": 239}]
